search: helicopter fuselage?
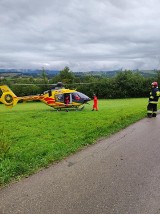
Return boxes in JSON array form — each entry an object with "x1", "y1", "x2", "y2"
[
  {"x1": 0, "y1": 85, "x2": 91, "y2": 110},
  {"x1": 41, "y1": 88, "x2": 91, "y2": 109}
]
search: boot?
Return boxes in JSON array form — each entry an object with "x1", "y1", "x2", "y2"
[
  {"x1": 147, "y1": 113, "x2": 152, "y2": 118},
  {"x1": 152, "y1": 113, "x2": 157, "y2": 117}
]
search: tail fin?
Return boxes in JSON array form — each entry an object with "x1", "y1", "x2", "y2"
[{"x1": 0, "y1": 85, "x2": 19, "y2": 108}]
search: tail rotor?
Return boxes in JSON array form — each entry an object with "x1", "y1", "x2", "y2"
[{"x1": 0, "y1": 85, "x2": 19, "y2": 107}]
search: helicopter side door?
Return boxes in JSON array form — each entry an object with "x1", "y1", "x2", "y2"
[{"x1": 64, "y1": 93, "x2": 72, "y2": 104}]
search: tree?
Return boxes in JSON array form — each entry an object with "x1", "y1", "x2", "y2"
[
  {"x1": 156, "y1": 70, "x2": 160, "y2": 85},
  {"x1": 41, "y1": 67, "x2": 48, "y2": 91},
  {"x1": 57, "y1": 66, "x2": 75, "y2": 84}
]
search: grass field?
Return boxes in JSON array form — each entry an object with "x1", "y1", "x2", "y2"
[{"x1": 0, "y1": 98, "x2": 156, "y2": 186}]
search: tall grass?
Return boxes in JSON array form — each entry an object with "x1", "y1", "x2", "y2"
[{"x1": 0, "y1": 98, "x2": 153, "y2": 186}]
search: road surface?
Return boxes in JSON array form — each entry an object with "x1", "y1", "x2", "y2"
[{"x1": 1, "y1": 115, "x2": 160, "y2": 214}]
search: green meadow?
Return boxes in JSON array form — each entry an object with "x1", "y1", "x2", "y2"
[{"x1": 0, "y1": 98, "x2": 156, "y2": 186}]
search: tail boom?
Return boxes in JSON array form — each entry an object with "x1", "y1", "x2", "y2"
[{"x1": 0, "y1": 85, "x2": 44, "y2": 108}]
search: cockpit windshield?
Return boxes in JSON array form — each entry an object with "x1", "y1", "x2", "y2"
[
  {"x1": 76, "y1": 92, "x2": 90, "y2": 99},
  {"x1": 72, "y1": 92, "x2": 90, "y2": 103}
]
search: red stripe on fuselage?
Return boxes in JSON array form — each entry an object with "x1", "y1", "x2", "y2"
[
  {"x1": 44, "y1": 97, "x2": 55, "y2": 101},
  {"x1": 47, "y1": 101, "x2": 55, "y2": 104}
]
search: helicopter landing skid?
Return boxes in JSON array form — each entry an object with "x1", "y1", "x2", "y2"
[
  {"x1": 77, "y1": 106, "x2": 85, "y2": 111},
  {"x1": 55, "y1": 105, "x2": 85, "y2": 112}
]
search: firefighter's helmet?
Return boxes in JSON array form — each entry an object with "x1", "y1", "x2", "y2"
[{"x1": 151, "y1": 82, "x2": 158, "y2": 87}]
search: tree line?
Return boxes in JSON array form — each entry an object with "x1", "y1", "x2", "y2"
[{"x1": 1, "y1": 66, "x2": 160, "y2": 99}]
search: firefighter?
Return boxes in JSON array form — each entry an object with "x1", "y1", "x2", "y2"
[
  {"x1": 147, "y1": 82, "x2": 159, "y2": 118},
  {"x1": 92, "y1": 94, "x2": 98, "y2": 111}
]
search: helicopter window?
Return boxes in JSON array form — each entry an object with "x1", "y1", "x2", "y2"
[
  {"x1": 55, "y1": 94, "x2": 64, "y2": 102},
  {"x1": 72, "y1": 93, "x2": 81, "y2": 101},
  {"x1": 72, "y1": 92, "x2": 89, "y2": 101},
  {"x1": 43, "y1": 90, "x2": 48, "y2": 95},
  {"x1": 76, "y1": 92, "x2": 89, "y2": 99}
]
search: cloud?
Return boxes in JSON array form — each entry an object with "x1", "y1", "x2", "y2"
[{"x1": 0, "y1": 0, "x2": 160, "y2": 71}]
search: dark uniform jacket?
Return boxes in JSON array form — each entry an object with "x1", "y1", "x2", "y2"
[{"x1": 149, "y1": 87, "x2": 159, "y2": 104}]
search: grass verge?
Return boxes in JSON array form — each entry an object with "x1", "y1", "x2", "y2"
[{"x1": 0, "y1": 98, "x2": 156, "y2": 186}]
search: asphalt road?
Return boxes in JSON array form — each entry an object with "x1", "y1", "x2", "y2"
[{"x1": 1, "y1": 115, "x2": 160, "y2": 214}]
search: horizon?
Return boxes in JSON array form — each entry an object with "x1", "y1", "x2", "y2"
[{"x1": 0, "y1": 68, "x2": 159, "y2": 73}]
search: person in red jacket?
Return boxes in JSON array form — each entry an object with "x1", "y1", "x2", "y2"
[
  {"x1": 92, "y1": 94, "x2": 98, "y2": 111},
  {"x1": 65, "y1": 95, "x2": 70, "y2": 105}
]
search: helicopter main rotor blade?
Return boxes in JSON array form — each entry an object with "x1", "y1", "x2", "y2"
[
  {"x1": 14, "y1": 83, "x2": 57, "y2": 86},
  {"x1": 13, "y1": 82, "x2": 99, "y2": 86}
]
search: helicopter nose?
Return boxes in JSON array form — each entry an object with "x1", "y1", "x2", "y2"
[{"x1": 83, "y1": 97, "x2": 91, "y2": 103}]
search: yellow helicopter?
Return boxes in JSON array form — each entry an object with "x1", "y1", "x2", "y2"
[{"x1": 0, "y1": 82, "x2": 91, "y2": 111}]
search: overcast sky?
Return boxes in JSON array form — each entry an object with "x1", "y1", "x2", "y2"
[{"x1": 1, "y1": 0, "x2": 160, "y2": 72}]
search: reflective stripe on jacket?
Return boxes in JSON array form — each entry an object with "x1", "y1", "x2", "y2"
[{"x1": 148, "y1": 87, "x2": 159, "y2": 103}]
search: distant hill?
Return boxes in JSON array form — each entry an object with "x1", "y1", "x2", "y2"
[
  {"x1": 75, "y1": 69, "x2": 158, "y2": 77},
  {"x1": 0, "y1": 68, "x2": 158, "y2": 78},
  {"x1": 0, "y1": 69, "x2": 59, "y2": 77}
]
